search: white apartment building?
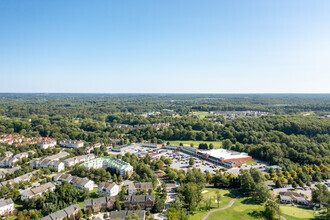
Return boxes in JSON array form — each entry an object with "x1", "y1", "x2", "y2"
[
  {"x1": 64, "y1": 154, "x2": 95, "y2": 167},
  {"x1": 97, "y1": 182, "x2": 120, "y2": 196},
  {"x1": 60, "y1": 140, "x2": 84, "y2": 148},
  {"x1": 53, "y1": 173, "x2": 94, "y2": 191},
  {"x1": 29, "y1": 158, "x2": 65, "y2": 172},
  {"x1": 37, "y1": 139, "x2": 57, "y2": 149},
  {"x1": 0, "y1": 198, "x2": 14, "y2": 215},
  {"x1": 20, "y1": 182, "x2": 55, "y2": 200}
]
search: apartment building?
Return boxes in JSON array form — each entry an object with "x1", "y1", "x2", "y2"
[
  {"x1": 37, "y1": 139, "x2": 57, "y2": 149},
  {"x1": 0, "y1": 198, "x2": 14, "y2": 216},
  {"x1": 109, "y1": 210, "x2": 145, "y2": 220},
  {"x1": 81, "y1": 157, "x2": 133, "y2": 177},
  {"x1": 60, "y1": 140, "x2": 84, "y2": 148},
  {"x1": 40, "y1": 204, "x2": 81, "y2": 220},
  {"x1": 20, "y1": 182, "x2": 55, "y2": 200},
  {"x1": 29, "y1": 158, "x2": 65, "y2": 172},
  {"x1": 64, "y1": 154, "x2": 95, "y2": 167},
  {"x1": 53, "y1": 173, "x2": 94, "y2": 191},
  {"x1": 127, "y1": 182, "x2": 153, "y2": 195},
  {"x1": 97, "y1": 182, "x2": 120, "y2": 196},
  {"x1": 84, "y1": 196, "x2": 116, "y2": 212},
  {"x1": 124, "y1": 195, "x2": 155, "y2": 210}
]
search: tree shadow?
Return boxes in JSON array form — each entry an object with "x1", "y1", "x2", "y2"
[
  {"x1": 248, "y1": 210, "x2": 264, "y2": 219},
  {"x1": 241, "y1": 197, "x2": 262, "y2": 205}
]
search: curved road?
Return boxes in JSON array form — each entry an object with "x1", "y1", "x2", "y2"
[{"x1": 202, "y1": 198, "x2": 237, "y2": 220}]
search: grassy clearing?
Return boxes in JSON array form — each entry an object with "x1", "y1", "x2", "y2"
[
  {"x1": 280, "y1": 205, "x2": 315, "y2": 220},
  {"x1": 188, "y1": 188, "x2": 239, "y2": 220},
  {"x1": 207, "y1": 197, "x2": 265, "y2": 220},
  {"x1": 245, "y1": 160, "x2": 258, "y2": 165},
  {"x1": 166, "y1": 140, "x2": 222, "y2": 149},
  {"x1": 191, "y1": 112, "x2": 212, "y2": 119}
]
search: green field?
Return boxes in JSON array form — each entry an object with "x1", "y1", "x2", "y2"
[
  {"x1": 188, "y1": 188, "x2": 239, "y2": 220},
  {"x1": 280, "y1": 205, "x2": 315, "y2": 220},
  {"x1": 207, "y1": 197, "x2": 265, "y2": 220},
  {"x1": 166, "y1": 140, "x2": 222, "y2": 149},
  {"x1": 245, "y1": 160, "x2": 258, "y2": 165},
  {"x1": 191, "y1": 111, "x2": 212, "y2": 119}
]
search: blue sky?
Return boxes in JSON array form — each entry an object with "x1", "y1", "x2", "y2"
[{"x1": 0, "y1": 0, "x2": 329, "y2": 93}]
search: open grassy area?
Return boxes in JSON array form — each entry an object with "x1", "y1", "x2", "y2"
[
  {"x1": 188, "y1": 187, "x2": 239, "y2": 220},
  {"x1": 207, "y1": 197, "x2": 265, "y2": 220},
  {"x1": 245, "y1": 160, "x2": 258, "y2": 165},
  {"x1": 191, "y1": 111, "x2": 212, "y2": 119},
  {"x1": 166, "y1": 140, "x2": 222, "y2": 149},
  {"x1": 280, "y1": 205, "x2": 315, "y2": 220}
]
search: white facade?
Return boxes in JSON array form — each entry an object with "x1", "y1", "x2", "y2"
[
  {"x1": 60, "y1": 140, "x2": 84, "y2": 148},
  {"x1": 97, "y1": 183, "x2": 120, "y2": 196},
  {"x1": 37, "y1": 140, "x2": 57, "y2": 149},
  {"x1": 0, "y1": 199, "x2": 14, "y2": 215}
]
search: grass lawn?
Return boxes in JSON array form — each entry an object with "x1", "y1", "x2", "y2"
[
  {"x1": 188, "y1": 188, "x2": 239, "y2": 220},
  {"x1": 280, "y1": 205, "x2": 315, "y2": 220},
  {"x1": 191, "y1": 112, "x2": 212, "y2": 119},
  {"x1": 165, "y1": 140, "x2": 222, "y2": 149},
  {"x1": 245, "y1": 160, "x2": 258, "y2": 165},
  {"x1": 207, "y1": 197, "x2": 265, "y2": 220}
]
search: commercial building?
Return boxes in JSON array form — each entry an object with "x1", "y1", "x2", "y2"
[
  {"x1": 81, "y1": 157, "x2": 133, "y2": 177},
  {"x1": 279, "y1": 192, "x2": 309, "y2": 205},
  {"x1": 109, "y1": 210, "x2": 145, "y2": 220},
  {"x1": 53, "y1": 173, "x2": 94, "y2": 191},
  {"x1": 64, "y1": 154, "x2": 95, "y2": 167},
  {"x1": 141, "y1": 143, "x2": 162, "y2": 149},
  {"x1": 97, "y1": 182, "x2": 120, "y2": 196},
  {"x1": 39, "y1": 204, "x2": 81, "y2": 220},
  {"x1": 60, "y1": 140, "x2": 84, "y2": 148},
  {"x1": 84, "y1": 196, "x2": 116, "y2": 212},
  {"x1": 124, "y1": 195, "x2": 155, "y2": 210},
  {"x1": 20, "y1": 182, "x2": 55, "y2": 200},
  {"x1": 0, "y1": 198, "x2": 14, "y2": 216},
  {"x1": 112, "y1": 144, "x2": 136, "y2": 152}
]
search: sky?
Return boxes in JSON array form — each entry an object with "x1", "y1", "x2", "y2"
[{"x1": 0, "y1": 0, "x2": 330, "y2": 93}]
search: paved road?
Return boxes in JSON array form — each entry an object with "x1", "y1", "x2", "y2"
[{"x1": 202, "y1": 198, "x2": 237, "y2": 220}]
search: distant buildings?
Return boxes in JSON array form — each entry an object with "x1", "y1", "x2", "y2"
[
  {"x1": 114, "y1": 123, "x2": 170, "y2": 130},
  {"x1": 124, "y1": 195, "x2": 155, "y2": 210},
  {"x1": 0, "y1": 151, "x2": 34, "y2": 168},
  {"x1": 37, "y1": 138, "x2": 57, "y2": 149},
  {"x1": 64, "y1": 154, "x2": 95, "y2": 167},
  {"x1": 60, "y1": 140, "x2": 84, "y2": 148},
  {"x1": 40, "y1": 204, "x2": 81, "y2": 220},
  {"x1": 97, "y1": 182, "x2": 120, "y2": 196},
  {"x1": 81, "y1": 157, "x2": 133, "y2": 177},
  {"x1": 29, "y1": 158, "x2": 65, "y2": 172},
  {"x1": 83, "y1": 143, "x2": 102, "y2": 154},
  {"x1": 141, "y1": 143, "x2": 162, "y2": 149},
  {"x1": 53, "y1": 173, "x2": 94, "y2": 191},
  {"x1": 45, "y1": 151, "x2": 70, "y2": 161},
  {"x1": 20, "y1": 182, "x2": 55, "y2": 200},
  {"x1": 0, "y1": 134, "x2": 24, "y2": 145},
  {"x1": 112, "y1": 144, "x2": 137, "y2": 152},
  {"x1": 84, "y1": 196, "x2": 116, "y2": 212},
  {"x1": 109, "y1": 210, "x2": 145, "y2": 220},
  {"x1": 0, "y1": 198, "x2": 14, "y2": 216}
]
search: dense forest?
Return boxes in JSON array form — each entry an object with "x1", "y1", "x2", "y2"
[{"x1": 0, "y1": 94, "x2": 329, "y2": 170}]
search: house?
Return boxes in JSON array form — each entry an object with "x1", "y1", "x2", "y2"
[
  {"x1": 127, "y1": 182, "x2": 153, "y2": 195},
  {"x1": 0, "y1": 198, "x2": 15, "y2": 216},
  {"x1": 53, "y1": 173, "x2": 94, "y2": 191},
  {"x1": 60, "y1": 140, "x2": 84, "y2": 148},
  {"x1": 83, "y1": 143, "x2": 102, "y2": 153},
  {"x1": 0, "y1": 157, "x2": 18, "y2": 168},
  {"x1": 64, "y1": 154, "x2": 95, "y2": 167},
  {"x1": 124, "y1": 195, "x2": 155, "y2": 210},
  {"x1": 5, "y1": 151, "x2": 13, "y2": 157},
  {"x1": 39, "y1": 204, "x2": 80, "y2": 220},
  {"x1": 0, "y1": 171, "x2": 37, "y2": 186},
  {"x1": 45, "y1": 151, "x2": 70, "y2": 161},
  {"x1": 0, "y1": 166, "x2": 21, "y2": 179},
  {"x1": 29, "y1": 158, "x2": 65, "y2": 172},
  {"x1": 109, "y1": 210, "x2": 145, "y2": 220},
  {"x1": 84, "y1": 196, "x2": 116, "y2": 212},
  {"x1": 20, "y1": 182, "x2": 55, "y2": 200},
  {"x1": 97, "y1": 182, "x2": 120, "y2": 196},
  {"x1": 37, "y1": 139, "x2": 57, "y2": 149},
  {"x1": 279, "y1": 192, "x2": 309, "y2": 205}
]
